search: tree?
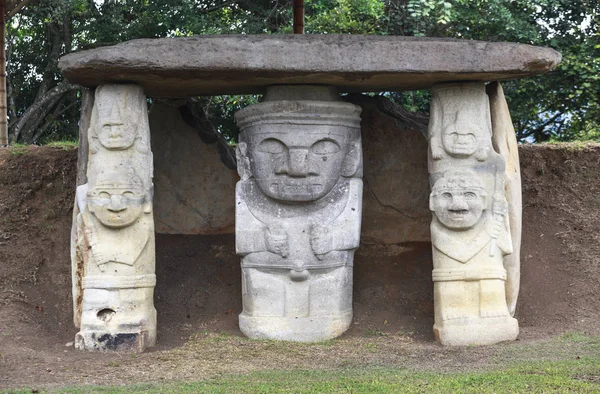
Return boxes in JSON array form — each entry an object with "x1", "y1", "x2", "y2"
[
  {"x1": 381, "y1": 0, "x2": 599, "y2": 142},
  {"x1": 5, "y1": 0, "x2": 599, "y2": 144},
  {"x1": 7, "y1": 0, "x2": 81, "y2": 143}
]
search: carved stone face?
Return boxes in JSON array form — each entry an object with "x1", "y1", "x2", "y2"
[
  {"x1": 87, "y1": 172, "x2": 147, "y2": 228},
  {"x1": 442, "y1": 120, "x2": 481, "y2": 158},
  {"x1": 94, "y1": 88, "x2": 138, "y2": 150},
  {"x1": 430, "y1": 173, "x2": 486, "y2": 230},
  {"x1": 246, "y1": 128, "x2": 351, "y2": 202}
]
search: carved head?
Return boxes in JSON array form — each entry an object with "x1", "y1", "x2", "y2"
[
  {"x1": 442, "y1": 110, "x2": 484, "y2": 158},
  {"x1": 87, "y1": 170, "x2": 151, "y2": 228},
  {"x1": 430, "y1": 171, "x2": 487, "y2": 230},
  {"x1": 235, "y1": 94, "x2": 362, "y2": 203},
  {"x1": 91, "y1": 85, "x2": 146, "y2": 151}
]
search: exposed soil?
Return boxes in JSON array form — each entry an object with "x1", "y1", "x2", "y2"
[{"x1": 1, "y1": 143, "x2": 600, "y2": 390}]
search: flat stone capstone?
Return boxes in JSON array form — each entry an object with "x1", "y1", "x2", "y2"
[{"x1": 59, "y1": 35, "x2": 561, "y2": 97}]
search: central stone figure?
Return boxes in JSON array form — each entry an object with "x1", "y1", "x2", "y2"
[{"x1": 234, "y1": 86, "x2": 363, "y2": 341}]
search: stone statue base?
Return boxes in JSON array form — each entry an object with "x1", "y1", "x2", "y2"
[
  {"x1": 75, "y1": 330, "x2": 155, "y2": 353},
  {"x1": 75, "y1": 286, "x2": 156, "y2": 352},
  {"x1": 433, "y1": 316, "x2": 518, "y2": 346},
  {"x1": 240, "y1": 313, "x2": 352, "y2": 342},
  {"x1": 239, "y1": 264, "x2": 353, "y2": 342}
]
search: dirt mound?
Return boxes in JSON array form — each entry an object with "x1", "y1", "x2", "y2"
[
  {"x1": 1, "y1": 143, "x2": 600, "y2": 387},
  {"x1": 518, "y1": 144, "x2": 600, "y2": 331}
]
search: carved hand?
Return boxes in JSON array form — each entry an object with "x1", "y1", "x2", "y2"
[
  {"x1": 492, "y1": 200, "x2": 508, "y2": 216},
  {"x1": 91, "y1": 247, "x2": 114, "y2": 265},
  {"x1": 265, "y1": 226, "x2": 289, "y2": 258},
  {"x1": 475, "y1": 147, "x2": 490, "y2": 162},
  {"x1": 431, "y1": 145, "x2": 444, "y2": 160},
  {"x1": 310, "y1": 224, "x2": 334, "y2": 257}
]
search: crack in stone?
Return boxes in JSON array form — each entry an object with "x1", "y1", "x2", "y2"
[{"x1": 363, "y1": 177, "x2": 418, "y2": 219}]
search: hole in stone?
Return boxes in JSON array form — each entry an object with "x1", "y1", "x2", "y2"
[{"x1": 97, "y1": 308, "x2": 116, "y2": 322}]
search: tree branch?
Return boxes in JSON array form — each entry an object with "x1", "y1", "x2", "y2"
[
  {"x1": 31, "y1": 99, "x2": 78, "y2": 143},
  {"x1": 6, "y1": 0, "x2": 33, "y2": 20},
  {"x1": 13, "y1": 80, "x2": 78, "y2": 142}
]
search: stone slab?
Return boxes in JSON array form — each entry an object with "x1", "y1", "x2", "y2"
[
  {"x1": 488, "y1": 82, "x2": 522, "y2": 317},
  {"x1": 150, "y1": 103, "x2": 237, "y2": 235},
  {"x1": 361, "y1": 101, "x2": 430, "y2": 243},
  {"x1": 59, "y1": 35, "x2": 561, "y2": 97}
]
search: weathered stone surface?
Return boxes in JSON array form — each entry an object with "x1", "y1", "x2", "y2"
[
  {"x1": 487, "y1": 82, "x2": 522, "y2": 317},
  {"x1": 428, "y1": 83, "x2": 519, "y2": 346},
  {"x1": 235, "y1": 86, "x2": 362, "y2": 341},
  {"x1": 150, "y1": 103, "x2": 237, "y2": 234},
  {"x1": 71, "y1": 88, "x2": 94, "y2": 328},
  {"x1": 141, "y1": 97, "x2": 430, "y2": 241},
  {"x1": 361, "y1": 102, "x2": 430, "y2": 244},
  {"x1": 72, "y1": 84, "x2": 156, "y2": 352},
  {"x1": 59, "y1": 35, "x2": 561, "y2": 97}
]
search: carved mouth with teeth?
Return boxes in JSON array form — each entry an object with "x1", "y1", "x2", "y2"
[{"x1": 447, "y1": 209, "x2": 469, "y2": 219}]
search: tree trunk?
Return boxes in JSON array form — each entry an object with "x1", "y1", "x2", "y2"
[
  {"x1": 0, "y1": 1, "x2": 7, "y2": 146},
  {"x1": 13, "y1": 80, "x2": 77, "y2": 143}
]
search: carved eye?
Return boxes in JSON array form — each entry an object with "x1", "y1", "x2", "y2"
[
  {"x1": 441, "y1": 192, "x2": 452, "y2": 200},
  {"x1": 464, "y1": 192, "x2": 476, "y2": 199},
  {"x1": 99, "y1": 192, "x2": 111, "y2": 199},
  {"x1": 258, "y1": 138, "x2": 287, "y2": 154},
  {"x1": 311, "y1": 139, "x2": 340, "y2": 155},
  {"x1": 123, "y1": 191, "x2": 135, "y2": 199}
]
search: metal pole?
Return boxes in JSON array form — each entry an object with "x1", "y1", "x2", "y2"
[{"x1": 293, "y1": 0, "x2": 304, "y2": 34}]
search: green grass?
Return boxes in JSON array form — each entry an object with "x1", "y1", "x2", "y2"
[
  {"x1": 561, "y1": 331, "x2": 600, "y2": 345},
  {"x1": 9, "y1": 143, "x2": 28, "y2": 155},
  {"x1": 9, "y1": 333, "x2": 600, "y2": 393},
  {"x1": 21, "y1": 358, "x2": 600, "y2": 393},
  {"x1": 5, "y1": 140, "x2": 77, "y2": 155},
  {"x1": 45, "y1": 140, "x2": 78, "y2": 150}
]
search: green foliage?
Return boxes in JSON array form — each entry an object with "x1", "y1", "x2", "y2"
[
  {"x1": 6, "y1": 0, "x2": 600, "y2": 143},
  {"x1": 200, "y1": 94, "x2": 259, "y2": 143},
  {"x1": 306, "y1": 0, "x2": 385, "y2": 34}
]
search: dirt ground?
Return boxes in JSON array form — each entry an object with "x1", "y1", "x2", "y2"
[{"x1": 1, "y1": 143, "x2": 600, "y2": 390}]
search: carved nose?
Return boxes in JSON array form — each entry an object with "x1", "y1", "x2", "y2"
[
  {"x1": 107, "y1": 195, "x2": 126, "y2": 212},
  {"x1": 106, "y1": 125, "x2": 122, "y2": 138},
  {"x1": 287, "y1": 149, "x2": 309, "y2": 177},
  {"x1": 449, "y1": 197, "x2": 468, "y2": 211}
]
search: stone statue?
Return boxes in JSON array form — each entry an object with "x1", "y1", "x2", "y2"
[
  {"x1": 72, "y1": 84, "x2": 156, "y2": 352},
  {"x1": 234, "y1": 85, "x2": 363, "y2": 342},
  {"x1": 428, "y1": 83, "x2": 519, "y2": 346},
  {"x1": 429, "y1": 85, "x2": 492, "y2": 171},
  {"x1": 88, "y1": 84, "x2": 150, "y2": 153},
  {"x1": 81, "y1": 170, "x2": 153, "y2": 273}
]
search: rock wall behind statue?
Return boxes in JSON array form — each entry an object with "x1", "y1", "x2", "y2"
[
  {"x1": 150, "y1": 103, "x2": 238, "y2": 234},
  {"x1": 360, "y1": 103, "x2": 430, "y2": 244},
  {"x1": 149, "y1": 101, "x2": 430, "y2": 244}
]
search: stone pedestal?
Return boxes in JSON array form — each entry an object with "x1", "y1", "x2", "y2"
[
  {"x1": 71, "y1": 84, "x2": 156, "y2": 352},
  {"x1": 234, "y1": 86, "x2": 363, "y2": 342},
  {"x1": 428, "y1": 83, "x2": 519, "y2": 346}
]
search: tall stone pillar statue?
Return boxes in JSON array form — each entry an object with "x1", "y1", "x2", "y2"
[
  {"x1": 234, "y1": 86, "x2": 363, "y2": 342},
  {"x1": 427, "y1": 83, "x2": 519, "y2": 346},
  {"x1": 71, "y1": 84, "x2": 156, "y2": 352}
]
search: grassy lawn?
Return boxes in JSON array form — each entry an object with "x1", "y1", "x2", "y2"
[
  {"x1": 13, "y1": 357, "x2": 597, "y2": 393},
  {"x1": 5, "y1": 333, "x2": 600, "y2": 393}
]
